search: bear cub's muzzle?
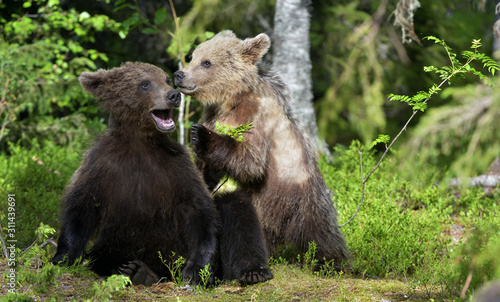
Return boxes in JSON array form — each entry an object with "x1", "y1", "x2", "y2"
[{"x1": 167, "y1": 90, "x2": 181, "y2": 107}]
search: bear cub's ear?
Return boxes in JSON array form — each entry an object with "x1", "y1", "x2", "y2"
[
  {"x1": 79, "y1": 70, "x2": 108, "y2": 97},
  {"x1": 241, "y1": 33, "x2": 271, "y2": 65},
  {"x1": 214, "y1": 30, "x2": 237, "y2": 39}
]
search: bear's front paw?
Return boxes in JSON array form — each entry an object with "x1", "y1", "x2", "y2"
[
  {"x1": 51, "y1": 251, "x2": 80, "y2": 266},
  {"x1": 118, "y1": 260, "x2": 160, "y2": 286},
  {"x1": 191, "y1": 124, "x2": 211, "y2": 158},
  {"x1": 238, "y1": 267, "x2": 273, "y2": 286},
  {"x1": 50, "y1": 253, "x2": 66, "y2": 265}
]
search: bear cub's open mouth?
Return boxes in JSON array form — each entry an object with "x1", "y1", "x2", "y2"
[{"x1": 152, "y1": 109, "x2": 175, "y2": 132}]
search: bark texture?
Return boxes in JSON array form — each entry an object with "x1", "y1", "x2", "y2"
[
  {"x1": 272, "y1": 0, "x2": 319, "y2": 142},
  {"x1": 493, "y1": 1, "x2": 500, "y2": 59}
]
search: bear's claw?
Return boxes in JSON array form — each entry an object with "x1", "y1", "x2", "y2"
[
  {"x1": 238, "y1": 267, "x2": 273, "y2": 285},
  {"x1": 191, "y1": 124, "x2": 210, "y2": 158}
]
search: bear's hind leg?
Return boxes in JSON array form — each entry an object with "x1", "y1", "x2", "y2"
[
  {"x1": 88, "y1": 243, "x2": 128, "y2": 277},
  {"x1": 215, "y1": 190, "x2": 273, "y2": 285}
]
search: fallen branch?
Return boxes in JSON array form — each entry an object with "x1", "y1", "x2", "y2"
[
  {"x1": 20, "y1": 238, "x2": 57, "y2": 256},
  {"x1": 461, "y1": 270, "x2": 474, "y2": 298},
  {"x1": 449, "y1": 174, "x2": 500, "y2": 188},
  {"x1": 0, "y1": 230, "x2": 8, "y2": 259}
]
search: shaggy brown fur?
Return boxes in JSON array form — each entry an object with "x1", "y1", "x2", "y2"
[
  {"x1": 51, "y1": 62, "x2": 272, "y2": 286},
  {"x1": 174, "y1": 31, "x2": 350, "y2": 268}
]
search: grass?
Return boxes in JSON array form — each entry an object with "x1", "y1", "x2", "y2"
[
  {"x1": 1, "y1": 140, "x2": 499, "y2": 301},
  {"x1": 0, "y1": 259, "x2": 447, "y2": 301}
]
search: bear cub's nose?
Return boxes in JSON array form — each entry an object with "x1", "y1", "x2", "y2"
[
  {"x1": 167, "y1": 90, "x2": 181, "y2": 107},
  {"x1": 173, "y1": 71, "x2": 185, "y2": 86}
]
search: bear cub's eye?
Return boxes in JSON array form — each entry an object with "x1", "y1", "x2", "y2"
[
  {"x1": 140, "y1": 80, "x2": 151, "y2": 90},
  {"x1": 202, "y1": 60, "x2": 212, "y2": 68}
]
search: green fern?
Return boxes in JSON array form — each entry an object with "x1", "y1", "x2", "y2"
[
  {"x1": 370, "y1": 134, "x2": 391, "y2": 149},
  {"x1": 215, "y1": 121, "x2": 253, "y2": 142}
]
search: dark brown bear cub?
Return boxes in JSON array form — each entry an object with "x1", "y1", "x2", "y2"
[
  {"x1": 51, "y1": 62, "x2": 272, "y2": 286},
  {"x1": 174, "y1": 31, "x2": 350, "y2": 269}
]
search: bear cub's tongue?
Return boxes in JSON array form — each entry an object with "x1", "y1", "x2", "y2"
[{"x1": 152, "y1": 110, "x2": 175, "y2": 131}]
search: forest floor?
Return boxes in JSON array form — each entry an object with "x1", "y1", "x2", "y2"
[{"x1": 1, "y1": 259, "x2": 453, "y2": 302}]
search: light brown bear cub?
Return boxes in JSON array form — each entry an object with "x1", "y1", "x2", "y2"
[{"x1": 174, "y1": 30, "x2": 350, "y2": 269}]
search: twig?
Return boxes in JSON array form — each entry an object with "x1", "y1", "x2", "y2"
[
  {"x1": 168, "y1": 0, "x2": 190, "y2": 145},
  {"x1": 212, "y1": 177, "x2": 229, "y2": 195},
  {"x1": 340, "y1": 48, "x2": 478, "y2": 227},
  {"x1": 460, "y1": 270, "x2": 473, "y2": 298},
  {"x1": 39, "y1": 238, "x2": 57, "y2": 249},
  {"x1": 0, "y1": 229, "x2": 8, "y2": 259},
  {"x1": 168, "y1": 0, "x2": 185, "y2": 66},
  {"x1": 20, "y1": 238, "x2": 57, "y2": 256},
  {"x1": 177, "y1": 61, "x2": 185, "y2": 145}
]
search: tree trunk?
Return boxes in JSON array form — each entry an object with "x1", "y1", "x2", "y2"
[
  {"x1": 272, "y1": 0, "x2": 319, "y2": 145},
  {"x1": 493, "y1": 1, "x2": 500, "y2": 59}
]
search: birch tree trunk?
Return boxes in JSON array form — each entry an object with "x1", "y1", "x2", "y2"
[
  {"x1": 272, "y1": 0, "x2": 319, "y2": 145},
  {"x1": 493, "y1": 1, "x2": 500, "y2": 60}
]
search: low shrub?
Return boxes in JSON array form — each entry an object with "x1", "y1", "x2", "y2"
[{"x1": 0, "y1": 139, "x2": 83, "y2": 247}]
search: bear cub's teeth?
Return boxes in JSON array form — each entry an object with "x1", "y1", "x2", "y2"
[{"x1": 152, "y1": 110, "x2": 175, "y2": 131}]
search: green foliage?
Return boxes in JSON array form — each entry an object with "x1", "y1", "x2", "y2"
[
  {"x1": 5, "y1": 224, "x2": 60, "y2": 296},
  {"x1": 215, "y1": 122, "x2": 253, "y2": 142},
  {"x1": 315, "y1": 3, "x2": 387, "y2": 144},
  {"x1": 423, "y1": 37, "x2": 499, "y2": 86},
  {"x1": 321, "y1": 142, "x2": 453, "y2": 278},
  {"x1": 388, "y1": 91, "x2": 430, "y2": 112},
  {"x1": 0, "y1": 0, "x2": 117, "y2": 150},
  {"x1": 399, "y1": 84, "x2": 500, "y2": 178},
  {"x1": 370, "y1": 134, "x2": 390, "y2": 149},
  {"x1": 444, "y1": 212, "x2": 500, "y2": 297},
  {"x1": 387, "y1": 37, "x2": 498, "y2": 116},
  {"x1": 319, "y1": 142, "x2": 500, "y2": 298},
  {"x1": 0, "y1": 139, "x2": 81, "y2": 246},
  {"x1": 87, "y1": 274, "x2": 131, "y2": 302},
  {"x1": 159, "y1": 251, "x2": 186, "y2": 286},
  {"x1": 382, "y1": 37, "x2": 500, "y2": 179},
  {"x1": 299, "y1": 241, "x2": 319, "y2": 272},
  {"x1": 313, "y1": 2, "x2": 496, "y2": 146},
  {"x1": 198, "y1": 263, "x2": 212, "y2": 288}
]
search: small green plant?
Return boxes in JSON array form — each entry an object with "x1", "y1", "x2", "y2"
[
  {"x1": 158, "y1": 251, "x2": 186, "y2": 286},
  {"x1": 317, "y1": 258, "x2": 337, "y2": 277},
  {"x1": 87, "y1": 274, "x2": 131, "y2": 302},
  {"x1": 8, "y1": 223, "x2": 60, "y2": 295},
  {"x1": 301, "y1": 241, "x2": 318, "y2": 272},
  {"x1": 198, "y1": 263, "x2": 212, "y2": 288},
  {"x1": 215, "y1": 121, "x2": 253, "y2": 141}
]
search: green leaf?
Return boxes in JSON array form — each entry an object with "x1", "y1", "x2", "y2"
[
  {"x1": 370, "y1": 134, "x2": 390, "y2": 149},
  {"x1": 122, "y1": 13, "x2": 140, "y2": 29},
  {"x1": 154, "y1": 7, "x2": 168, "y2": 25},
  {"x1": 141, "y1": 27, "x2": 158, "y2": 34},
  {"x1": 205, "y1": 31, "x2": 215, "y2": 39},
  {"x1": 215, "y1": 121, "x2": 253, "y2": 141},
  {"x1": 471, "y1": 39, "x2": 482, "y2": 49},
  {"x1": 79, "y1": 11, "x2": 91, "y2": 21}
]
